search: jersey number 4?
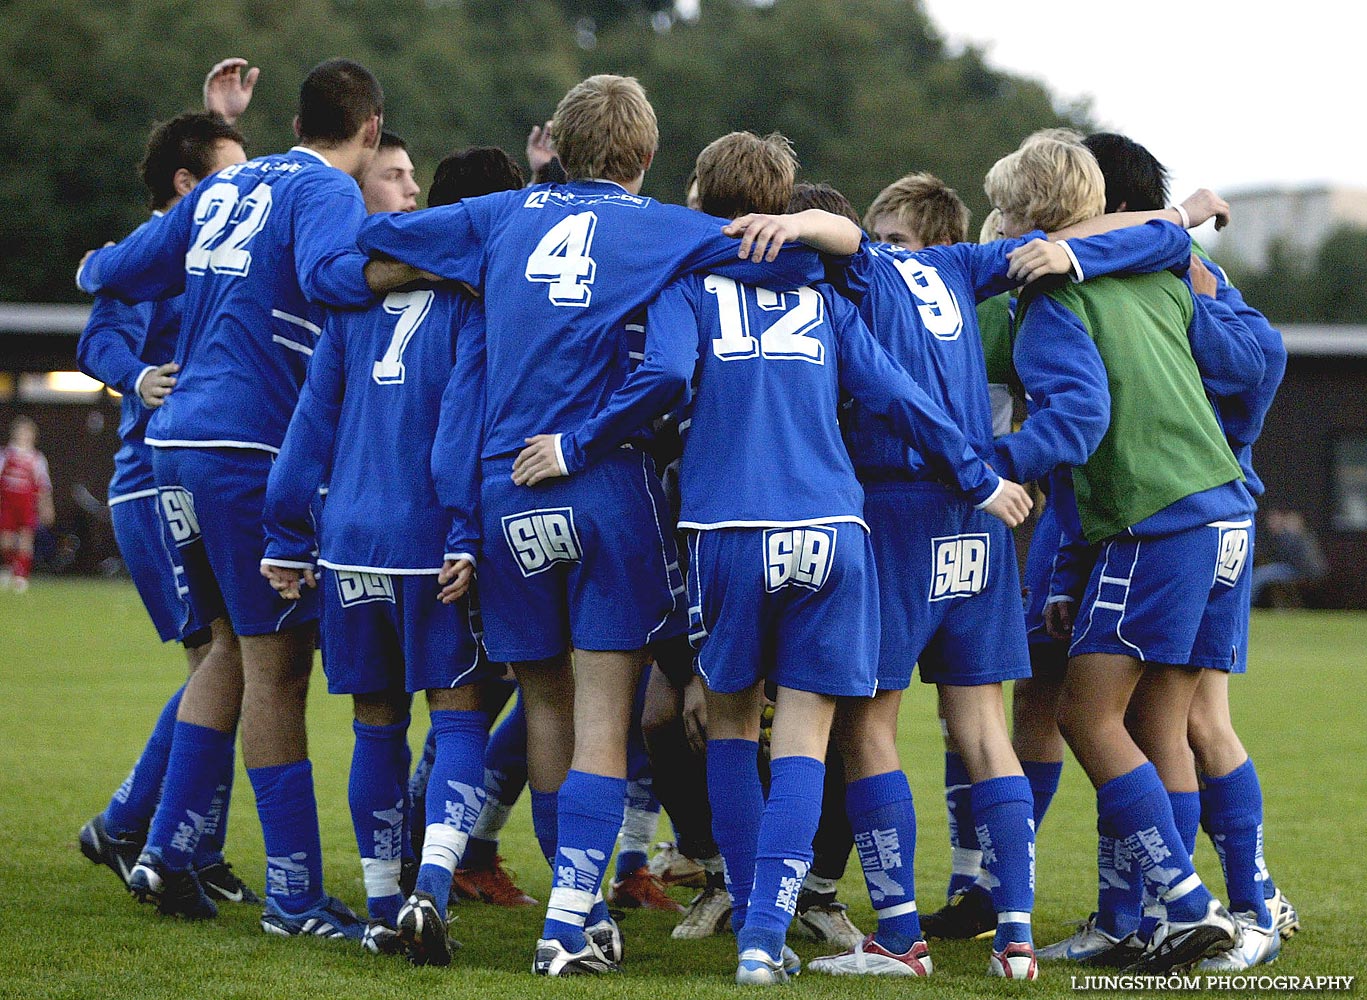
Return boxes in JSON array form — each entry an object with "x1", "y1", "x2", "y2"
[
  {"x1": 704, "y1": 275, "x2": 825, "y2": 364},
  {"x1": 525, "y1": 212, "x2": 597, "y2": 307},
  {"x1": 372, "y1": 290, "x2": 435, "y2": 385},
  {"x1": 185, "y1": 181, "x2": 273, "y2": 277}
]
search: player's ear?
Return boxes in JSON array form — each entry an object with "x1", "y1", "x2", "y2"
[
  {"x1": 641, "y1": 148, "x2": 655, "y2": 173},
  {"x1": 1116, "y1": 200, "x2": 1128, "y2": 213},
  {"x1": 367, "y1": 115, "x2": 382, "y2": 149},
  {"x1": 292, "y1": 115, "x2": 302, "y2": 140},
  {"x1": 172, "y1": 168, "x2": 197, "y2": 198}
]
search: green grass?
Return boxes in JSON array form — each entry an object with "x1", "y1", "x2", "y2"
[{"x1": 0, "y1": 580, "x2": 1362, "y2": 998}]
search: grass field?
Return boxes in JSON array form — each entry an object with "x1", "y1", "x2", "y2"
[{"x1": 0, "y1": 579, "x2": 1362, "y2": 999}]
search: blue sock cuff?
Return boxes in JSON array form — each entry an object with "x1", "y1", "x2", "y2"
[
  {"x1": 707, "y1": 738, "x2": 759, "y2": 769},
  {"x1": 846, "y1": 770, "x2": 910, "y2": 817},
  {"x1": 1022, "y1": 759, "x2": 1063, "y2": 784},
  {"x1": 174, "y1": 720, "x2": 234, "y2": 752},
  {"x1": 1097, "y1": 762, "x2": 1162, "y2": 815},
  {"x1": 429, "y1": 708, "x2": 489, "y2": 738},
  {"x1": 352, "y1": 717, "x2": 409, "y2": 741},
  {"x1": 1202, "y1": 756, "x2": 1255, "y2": 789},
  {"x1": 970, "y1": 774, "x2": 1032, "y2": 812},
  {"x1": 559, "y1": 770, "x2": 627, "y2": 823},
  {"x1": 769, "y1": 753, "x2": 824, "y2": 786},
  {"x1": 945, "y1": 751, "x2": 970, "y2": 786},
  {"x1": 248, "y1": 759, "x2": 312, "y2": 798}
]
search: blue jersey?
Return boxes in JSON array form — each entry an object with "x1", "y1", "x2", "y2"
[
  {"x1": 357, "y1": 180, "x2": 828, "y2": 469},
  {"x1": 264, "y1": 286, "x2": 481, "y2": 573},
  {"x1": 840, "y1": 220, "x2": 1194, "y2": 484},
  {"x1": 77, "y1": 147, "x2": 373, "y2": 453},
  {"x1": 569, "y1": 274, "x2": 1000, "y2": 529},
  {"x1": 76, "y1": 277, "x2": 182, "y2": 500}
]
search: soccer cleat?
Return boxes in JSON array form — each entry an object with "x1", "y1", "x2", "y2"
[
  {"x1": 196, "y1": 860, "x2": 261, "y2": 904},
  {"x1": 647, "y1": 842, "x2": 708, "y2": 889},
  {"x1": 1130, "y1": 898, "x2": 1240, "y2": 973},
  {"x1": 532, "y1": 937, "x2": 621, "y2": 976},
  {"x1": 780, "y1": 945, "x2": 802, "y2": 977},
  {"x1": 808, "y1": 934, "x2": 933, "y2": 976},
  {"x1": 127, "y1": 851, "x2": 218, "y2": 920},
  {"x1": 791, "y1": 889, "x2": 864, "y2": 949},
  {"x1": 400, "y1": 858, "x2": 419, "y2": 899},
  {"x1": 260, "y1": 893, "x2": 365, "y2": 941},
  {"x1": 362, "y1": 920, "x2": 404, "y2": 956},
  {"x1": 449, "y1": 857, "x2": 538, "y2": 907},
  {"x1": 735, "y1": 947, "x2": 789, "y2": 985},
  {"x1": 989, "y1": 941, "x2": 1040, "y2": 979},
  {"x1": 1197, "y1": 912, "x2": 1280, "y2": 970},
  {"x1": 610, "y1": 865, "x2": 686, "y2": 913},
  {"x1": 587, "y1": 913, "x2": 625, "y2": 965},
  {"x1": 1268, "y1": 888, "x2": 1300, "y2": 941},
  {"x1": 1037, "y1": 914, "x2": 1138, "y2": 964},
  {"x1": 920, "y1": 885, "x2": 996, "y2": 940},
  {"x1": 671, "y1": 879, "x2": 734, "y2": 939},
  {"x1": 397, "y1": 891, "x2": 454, "y2": 966},
  {"x1": 79, "y1": 813, "x2": 143, "y2": 887}
]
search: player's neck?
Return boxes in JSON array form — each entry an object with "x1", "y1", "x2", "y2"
[{"x1": 297, "y1": 140, "x2": 369, "y2": 183}]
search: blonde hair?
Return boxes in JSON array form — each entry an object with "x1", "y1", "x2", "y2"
[
  {"x1": 694, "y1": 131, "x2": 798, "y2": 219},
  {"x1": 978, "y1": 208, "x2": 1003, "y2": 244},
  {"x1": 983, "y1": 136, "x2": 1105, "y2": 232},
  {"x1": 551, "y1": 74, "x2": 658, "y2": 183},
  {"x1": 864, "y1": 172, "x2": 969, "y2": 246}
]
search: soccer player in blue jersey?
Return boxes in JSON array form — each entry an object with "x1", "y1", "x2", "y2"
[
  {"x1": 513, "y1": 130, "x2": 1034, "y2": 984},
  {"x1": 1035, "y1": 132, "x2": 1294, "y2": 971},
  {"x1": 77, "y1": 105, "x2": 256, "y2": 906},
  {"x1": 359, "y1": 74, "x2": 868, "y2": 976},
  {"x1": 76, "y1": 58, "x2": 388, "y2": 939},
  {"x1": 261, "y1": 146, "x2": 527, "y2": 964},
  {"x1": 984, "y1": 133, "x2": 1260, "y2": 972}
]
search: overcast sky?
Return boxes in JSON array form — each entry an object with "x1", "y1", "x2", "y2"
[{"x1": 920, "y1": 0, "x2": 1365, "y2": 237}]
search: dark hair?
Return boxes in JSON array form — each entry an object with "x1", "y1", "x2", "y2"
[
  {"x1": 297, "y1": 58, "x2": 383, "y2": 145},
  {"x1": 138, "y1": 112, "x2": 245, "y2": 211},
  {"x1": 1083, "y1": 132, "x2": 1169, "y2": 213},
  {"x1": 788, "y1": 182, "x2": 861, "y2": 227},
  {"x1": 378, "y1": 130, "x2": 407, "y2": 151},
  {"x1": 429, "y1": 147, "x2": 526, "y2": 208}
]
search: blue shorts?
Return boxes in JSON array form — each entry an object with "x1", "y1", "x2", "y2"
[
  {"x1": 1021, "y1": 498, "x2": 1071, "y2": 677},
  {"x1": 1069, "y1": 518, "x2": 1253, "y2": 670},
  {"x1": 319, "y1": 569, "x2": 484, "y2": 694},
  {"x1": 478, "y1": 449, "x2": 686, "y2": 662},
  {"x1": 864, "y1": 483, "x2": 1031, "y2": 690},
  {"x1": 687, "y1": 522, "x2": 878, "y2": 698},
  {"x1": 109, "y1": 491, "x2": 207, "y2": 643},
  {"x1": 153, "y1": 447, "x2": 316, "y2": 637}
]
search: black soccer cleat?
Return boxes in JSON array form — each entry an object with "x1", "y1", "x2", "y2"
[
  {"x1": 196, "y1": 859, "x2": 261, "y2": 904},
  {"x1": 920, "y1": 885, "x2": 996, "y2": 940},
  {"x1": 79, "y1": 813, "x2": 144, "y2": 888}
]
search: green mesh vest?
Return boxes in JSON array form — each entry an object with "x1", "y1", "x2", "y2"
[{"x1": 1019, "y1": 271, "x2": 1243, "y2": 541}]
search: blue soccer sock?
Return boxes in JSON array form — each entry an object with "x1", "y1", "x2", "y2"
[
  {"x1": 192, "y1": 739, "x2": 236, "y2": 868},
  {"x1": 847, "y1": 770, "x2": 921, "y2": 953},
  {"x1": 740, "y1": 755, "x2": 824, "y2": 963},
  {"x1": 542, "y1": 770, "x2": 625, "y2": 951},
  {"x1": 1097, "y1": 763, "x2": 1213, "y2": 925},
  {"x1": 616, "y1": 776, "x2": 659, "y2": 878},
  {"x1": 1022, "y1": 759, "x2": 1063, "y2": 831},
  {"x1": 145, "y1": 720, "x2": 234, "y2": 872},
  {"x1": 1095, "y1": 815, "x2": 1143, "y2": 938},
  {"x1": 1169, "y1": 790, "x2": 1200, "y2": 861},
  {"x1": 105, "y1": 685, "x2": 185, "y2": 838},
  {"x1": 249, "y1": 759, "x2": 326, "y2": 914},
  {"x1": 417, "y1": 709, "x2": 488, "y2": 919},
  {"x1": 1201, "y1": 757, "x2": 1273, "y2": 927},
  {"x1": 348, "y1": 718, "x2": 409, "y2": 925},
  {"x1": 465, "y1": 696, "x2": 530, "y2": 870},
  {"x1": 530, "y1": 786, "x2": 559, "y2": 868},
  {"x1": 944, "y1": 751, "x2": 984, "y2": 897},
  {"x1": 707, "y1": 739, "x2": 763, "y2": 933},
  {"x1": 971, "y1": 775, "x2": 1036, "y2": 950}
]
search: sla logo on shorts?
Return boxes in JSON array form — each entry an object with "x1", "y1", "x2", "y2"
[
  {"x1": 763, "y1": 526, "x2": 837, "y2": 593},
  {"x1": 1213, "y1": 522, "x2": 1251, "y2": 587},
  {"x1": 158, "y1": 488, "x2": 201, "y2": 546},
  {"x1": 335, "y1": 571, "x2": 396, "y2": 607},
  {"x1": 503, "y1": 507, "x2": 582, "y2": 577},
  {"x1": 929, "y1": 533, "x2": 990, "y2": 601}
]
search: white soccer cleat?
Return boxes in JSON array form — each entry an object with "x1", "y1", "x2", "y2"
[
  {"x1": 735, "y1": 947, "x2": 789, "y2": 985},
  {"x1": 532, "y1": 936, "x2": 620, "y2": 976},
  {"x1": 672, "y1": 881, "x2": 734, "y2": 939},
  {"x1": 808, "y1": 933, "x2": 932, "y2": 977},
  {"x1": 1197, "y1": 912, "x2": 1280, "y2": 970},
  {"x1": 1037, "y1": 914, "x2": 1141, "y2": 965},
  {"x1": 647, "y1": 842, "x2": 707, "y2": 889},
  {"x1": 989, "y1": 941, "x2": 1039, "y2": 980},
  {"x1": 790, "y1": 891, "x2": 864, "y2": 950},
  {"x1": 1268, "y1": 888, "x2": 1300, "y2": 941},
  {"x1": 586, "y1": 913, "x2": 624, "y2": 966}
]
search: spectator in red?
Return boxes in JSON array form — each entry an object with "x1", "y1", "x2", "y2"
[{"x1": 0, "y1": 416, "x2": 55, "y2": 593}]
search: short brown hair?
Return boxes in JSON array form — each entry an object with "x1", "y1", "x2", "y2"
[
  {"x1": 551, "y1": 75, "x2": 658, "y2": 183},
  {"x1": 694, "y1": 131, "x2": 797, "y2": 219},
  {"x1": 788, "y1": 182, "x2": 861, "y2": 227},
  {"x1": 864, "y1": 173, "x2": 969, "y2": 246},
  {"x1": 984, "y1": 134, "x2": 1105, "y2": 232}
]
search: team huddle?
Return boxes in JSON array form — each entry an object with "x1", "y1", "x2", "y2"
[{"x1": 70, "y1": 55, "x2": 1294, "y2": 984}]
